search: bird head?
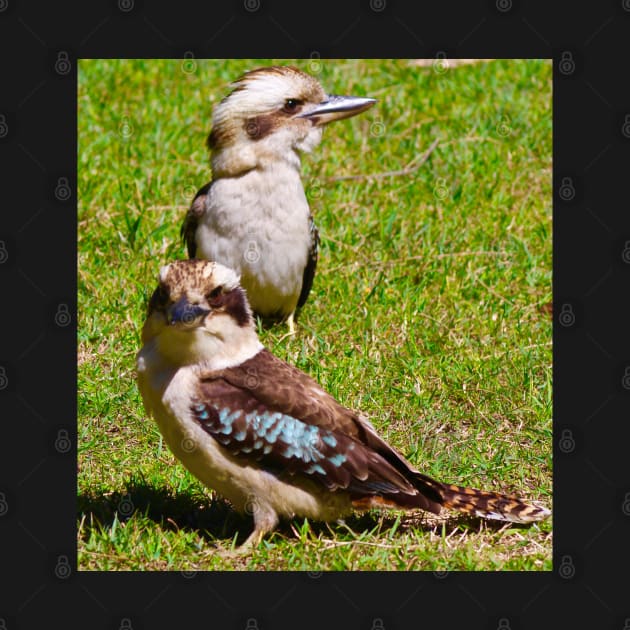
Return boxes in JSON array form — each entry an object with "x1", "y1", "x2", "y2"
[
  {"x1": 141, "y1": 260, "x2": 261, "y2": 368},
  {"x1": 208, "y1": 66, "x2": 376, "y2": 175}
]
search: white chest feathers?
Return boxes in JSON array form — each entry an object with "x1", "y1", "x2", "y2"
[{"x1": 195, "y1": 163, "x2": 313, "y2": 317}]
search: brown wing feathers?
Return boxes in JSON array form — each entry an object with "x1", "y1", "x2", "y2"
[
  {"x1": 201, "y1": 350, "x2": 549, "y2": 523},
  {"x1": 181, "y1": 182, "x2": 212, "y2": 258},
  {"x1": 217, "y1": 349, "x2": 365, "y2": 437},
  {"x1": 194, "y1": 373, "x2": 429, "y2": 498}
]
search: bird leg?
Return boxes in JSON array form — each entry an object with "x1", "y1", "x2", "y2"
[
  {"x1": 286, "y1": 313, "x2": 297, "y2": 336},
  {"x1": 239, "y1": 504, "x2": 280, "y2": 551}
]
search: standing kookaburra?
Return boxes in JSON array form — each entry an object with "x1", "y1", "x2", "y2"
[
  {"x1": 181, "y1": 66, "x2": 376, "y2": 331},
  {"x1": 137, "y1": 260, "x2": 551, "y2": 548}
]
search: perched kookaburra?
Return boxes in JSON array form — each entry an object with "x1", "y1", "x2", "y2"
[
  {"x1": 136, "y1": 260, "x2": 551, "y2": 547},
  {"x1": 181, "y1": 66, "x2": 376, "y2": 331}
]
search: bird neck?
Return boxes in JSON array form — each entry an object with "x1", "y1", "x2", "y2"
[
  {"x1": 208, "y1": 158, "x2": 310, "y2": 224},
  {"x1": 145, "y1": 323, "x2": 264, "y2": 373},
  {"x1": 210, "y1": 138, "x2": 303, "y2": 179}
]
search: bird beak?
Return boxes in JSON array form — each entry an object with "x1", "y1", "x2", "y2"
[
  {"x1": 297, "y1": 95, "x2": 377, "y2": 125},
  {"x1": 167, "y1": 297, "x2": 210, "y2": 327}
]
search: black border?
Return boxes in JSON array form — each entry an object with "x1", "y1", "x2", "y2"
[{"x1": 2, "y1": 0, "x2": 629, "y2": 627}]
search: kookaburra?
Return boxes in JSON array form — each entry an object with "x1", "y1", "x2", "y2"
[
  {"x1": 181, "y1": 66, "x2": 376, "y2": 331},
  {"x1": 137, "y1": 260, "x2": 551, "y2": 548}
]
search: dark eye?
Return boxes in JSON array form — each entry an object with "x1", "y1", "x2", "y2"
[
  {"x1": 282, "y1": 98, "x2": 302, "y2": 114},
  {"x1": 207, "y1": 285, "x2": 223, "y2": 300}
]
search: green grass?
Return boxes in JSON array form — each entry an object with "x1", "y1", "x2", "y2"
[{"x1": 78, "y1": 58, "x2": 552, "y2": 571}]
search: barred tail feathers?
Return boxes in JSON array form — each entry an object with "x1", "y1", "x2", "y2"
[
  {"x1": 351, "y1": 469, "x2": 550, "y2": 524},
  {"x1": 435, "y1": 481, "x2": 551, "y2": 524}
]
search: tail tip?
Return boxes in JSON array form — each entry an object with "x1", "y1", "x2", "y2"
[{"x1": 480, "y1": 501, "x2": 551, "y2": 524}]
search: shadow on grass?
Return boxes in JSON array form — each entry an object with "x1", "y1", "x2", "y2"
[
  {"x1": 77, "y1": 479, "x2": 386, "y2": 546},
  {"x1": 77, "y1": 478, "x2": 517, "y2": 549},
  {"x1": 77, "y1": 479, "x2": 254, "y2": 546}
]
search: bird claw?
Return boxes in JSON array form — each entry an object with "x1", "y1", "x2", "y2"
[{"x1": 235, "y1": 528, "x2": 267, "y2": 553}]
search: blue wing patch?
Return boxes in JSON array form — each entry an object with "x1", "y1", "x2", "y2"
[
  {"x1": 191, "y1": 400, "x2": 353, "y2": 488},
  {"x1": 193, "y1": 401, "x2": 348, "y2": 463},
  {"x1": 189, "y1": 381, "x2": 418, "y2": 497}
]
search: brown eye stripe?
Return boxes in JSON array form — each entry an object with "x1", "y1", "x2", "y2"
[
  {"x1": 207, "y1": 285, "x2": 223, "y2": 299},
  {"x1": 148, "y1": 285, "x2": 169, "y2": 313},
  {"x1": 244, "y1": 115, "x2": 275, "y2": 141},
  {"x1": 207, "y1": 287, "x2": 251, "y2": 327}
]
